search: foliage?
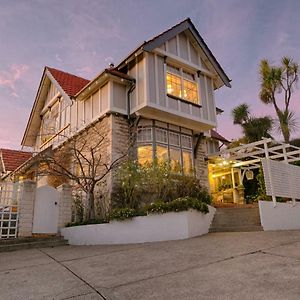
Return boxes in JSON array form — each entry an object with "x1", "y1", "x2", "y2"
[
  {"x1": 109, "y1": 207, "x2": 146, "y2": 221},
  {"x1": 231, "y1": 103, "x2": 273, "y2": 143},
  {"x1": 259, "y1": 57, "x2": 299, "y2": 143},
  {"x1": 112, "y1": 160, "x2": 211, "y2": 209},
  {"x1": 72, "y1": 194, "x2": 84, "y2": 223},
  {"x1": 145, "y1": 197, "x2": 209, "y2": 214},
  {"x1": 65, "y1": 218, "x2": 109, "y2": 227}
]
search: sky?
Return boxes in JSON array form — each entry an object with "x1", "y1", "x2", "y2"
[{"x1": 1, "y1": 0, "x2": 300, "y2": 149}]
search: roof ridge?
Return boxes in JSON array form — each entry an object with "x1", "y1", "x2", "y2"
[{"x1": 0, "y1": 148, "x2": 32, "y2": 153}]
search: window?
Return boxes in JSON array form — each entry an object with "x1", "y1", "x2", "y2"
[
  {"x1": 136, "y1": 121, "x2": 194, "y2": 174},
  {"x1": 166, "y1": 65, "x2": 199, "y2": 104}
]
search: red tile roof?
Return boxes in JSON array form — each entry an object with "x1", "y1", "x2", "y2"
[
  {"x1": 0, "y1": 149, "x2": 32, "y2": 172},
  {"x1": 46, "y1": 67, "x2": 90, "y2": 97},
  {"x1": 211, "y1": 130, "x2": 230, "y2": 144}
]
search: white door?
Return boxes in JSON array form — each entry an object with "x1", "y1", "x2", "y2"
[{"x1": 32, "y1": 185, "x2": 59, "y2": 234}]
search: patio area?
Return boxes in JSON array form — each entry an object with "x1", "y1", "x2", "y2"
[{"x1": 1, "y1": 230, "x2": 300, "y2": 300}]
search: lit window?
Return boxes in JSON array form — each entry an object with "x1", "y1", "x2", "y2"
[
  {"x1": 136, "y1": 120, "x2": 194, "y2": 174},
  {"x1": 166, "y1": 73, "x2": 181, "y2": 98},
  {"x1": 137, "y1": 145, "x2": 153, "y2": 165},
  {"x1": 170, "y1": 148, "x2": 181, "y2": 173},
  {"x1": 166, "y1": 65, "x2": 199, "y2": 104},
  {"x1": 156, "y1": 145, "x2": 168, "y2": 163},
  {"x1": 183, "y1": 151, "x2": 193, "y2": 174}
]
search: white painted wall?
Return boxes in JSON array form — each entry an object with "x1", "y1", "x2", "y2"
[
  {"x1": 61, "y1": 206, "x2": 216, "y2": 245},
  {"x1": 259, "y1": 200, "x2": 300, "y2": 230}
]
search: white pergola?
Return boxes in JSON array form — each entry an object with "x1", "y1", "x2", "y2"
[{"x1": 209, "y1": 138, "x2": 300, "y2": 206}]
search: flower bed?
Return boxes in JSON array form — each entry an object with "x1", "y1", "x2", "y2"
[{"x1": 61, "y1": 206, "x2": 216, "y2": 245}]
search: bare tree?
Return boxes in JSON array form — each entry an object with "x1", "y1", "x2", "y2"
[{"x1": 38, "y1": 124, "x2": 128, "y2": 220}]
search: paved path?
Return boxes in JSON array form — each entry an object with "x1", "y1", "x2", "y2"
[{"x1": 1, "y1": 231, "x2": 300, "y2": 299}]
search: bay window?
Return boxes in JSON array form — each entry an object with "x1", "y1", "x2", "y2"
[
  {"x1": 166, "y1": 65, "x2": 199, "y2": 104},
  {"x1": 137, "y1": 121, "x2": 194, "y2": 174}
]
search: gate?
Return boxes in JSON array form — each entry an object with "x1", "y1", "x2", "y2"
[{"x1": 32, "y1": 185, "x2": 59, "y2": 234}]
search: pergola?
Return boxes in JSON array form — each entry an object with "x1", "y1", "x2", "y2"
[{"x1": 208, "y1": 138, "x2": 300, "y2": 206}]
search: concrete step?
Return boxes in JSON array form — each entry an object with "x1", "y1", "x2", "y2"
[
  {"x1": 210, "y1": 226, "x2": 263, "y2": 232},
  {"x1": 0, "y1": 237, "x2": 68, "y2": 252},
  {"x1": 210, "y1": 207, "x2": 263, "y2": 232}
]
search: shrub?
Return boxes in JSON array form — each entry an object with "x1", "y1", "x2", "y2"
[
  {"x1": 112, "y1": 159, "x2": 211, "y2": 208},
  {"x1": 109, "y1": 207, "x2": 146, "y2": 221}
]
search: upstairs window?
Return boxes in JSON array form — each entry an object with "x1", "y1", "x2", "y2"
[{"x1": 166, "y1": 65, "x2": 199, "y2": 104}]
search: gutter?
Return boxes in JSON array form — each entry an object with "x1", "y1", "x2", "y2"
[{"x1": 127, "y1": 80, "x2": 136, "y2": 120}]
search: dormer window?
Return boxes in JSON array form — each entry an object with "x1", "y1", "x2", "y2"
[{"x1": 166, "y1": 65, "x2": 199, "y2": 104}]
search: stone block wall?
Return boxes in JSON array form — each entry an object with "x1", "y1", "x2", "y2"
[{"x1": 194, "y1": 138, "x2": 210, "y2": 191}]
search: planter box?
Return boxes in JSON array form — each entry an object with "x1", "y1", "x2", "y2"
[
  {"x1": 259, "y1": 200, "x2": 300, "y2": 230},
  {"x1": 61, "y1": 206, "x2": 216, "y2": 245}
]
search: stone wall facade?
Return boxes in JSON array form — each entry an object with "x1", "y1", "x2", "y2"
[{"x1": 194, "y1": 138, "x2": 210, "y2": 192}]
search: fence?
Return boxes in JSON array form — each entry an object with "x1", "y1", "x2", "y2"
[
  {"x1": 0, "y1": 182, "x2": 21, "y2": 205},
  {"x1": 0, "y1": 205, "x2": 18, "y2": 239},
  {"x1": 0, "y1": 182, "x2": 21, "y2": 239}
]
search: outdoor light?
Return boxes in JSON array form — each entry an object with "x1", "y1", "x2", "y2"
[{"x1": 245, "y1": 170, "x2": 254, "y2": 180}]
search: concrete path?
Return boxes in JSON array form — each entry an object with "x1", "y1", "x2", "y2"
[{"x1": 1, "y1": 231, "x2": 300, "y2": 299}]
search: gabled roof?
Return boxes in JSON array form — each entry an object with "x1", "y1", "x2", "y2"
[
  {"x1": 211, "y1": 130, "x2": 230, "y2": 144},
  {"x1": 117, "y1": 18, "x2": 231, "y2": 88},
  {"x1": 46, "y1": 67, "x2": 90, "y2": 97},
  {"x1": 0, "y1": 149, "x2": 32, "y2": 173}
]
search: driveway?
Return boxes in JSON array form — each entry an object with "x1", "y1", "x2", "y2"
[{"x1": 1, "y1": 231, "x2": 300, "y2": 300}]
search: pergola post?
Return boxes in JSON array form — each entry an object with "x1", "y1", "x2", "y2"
[{"x1": 263, "y1": 141, "x2": 277, "y2": 207}]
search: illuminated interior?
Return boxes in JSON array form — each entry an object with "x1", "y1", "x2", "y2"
[
  {"x1": 166, "y1": 69, "x2": 198, "y2": 104},
  {"x1": 208, "y1": 158, "x2": 245, "y2": 204}
]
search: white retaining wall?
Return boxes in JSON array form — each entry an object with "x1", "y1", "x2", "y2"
[
  {"x1": 61, "y1": 206, "x2": 216, "y2": 245},
  {"x1": 259, "y1": 200, "x2": 300, "y2": 231}
]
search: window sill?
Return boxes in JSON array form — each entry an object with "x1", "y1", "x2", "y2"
[{"x1": 167, "y1": 94, "x2": 202, "y2": 108}]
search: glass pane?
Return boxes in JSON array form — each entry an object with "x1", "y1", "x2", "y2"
[
  {"x1": 170, "y1": 148, "x2": 181, "y2": 173},
  {"x1": 156, "y1": 145, "x2": 168, "y2": 163},
  {"x1": 181, "y1": 135, "x2": 192, "y2": 149},
  {"x1": 183, "y1": 151, "x2": 193, "y2": 174},
  {"x1": 166, "y1": 73, "x2": 181, "y2": 98},
  {"x1": 156, "y1": 128, "x2": 168, "y2": 144},
  {"x1": 169, "y1": 132, "x2": 180, "y2": 146},
  {"x1": 183, "y1": 79, "x2": 198, "y2": 103},
  {"x1": 138, "y1": 145, "x2": 153, "y2": 165},
  {"x1": 137, "y1": 128, "x2": 153, "y2": 142}
]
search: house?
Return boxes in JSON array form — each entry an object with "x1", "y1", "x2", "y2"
[
  {"x1": 18, "y1": 18, "x2": 231, "y2": 193},
  {"x1": 0, "y1": 149, "x2": 32, "y2": 181}
]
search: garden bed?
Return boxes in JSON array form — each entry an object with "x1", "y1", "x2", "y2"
[{"x1": 61, "y1": 206, "x2": 216, "y2": 245}]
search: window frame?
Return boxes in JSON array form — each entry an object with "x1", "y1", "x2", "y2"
[
  {"x1": 136, "y1": 121, "x2": 194, "y2": 175},
  {"x1": 166, "y1": 64, "x2": 199, "y2": 105}
]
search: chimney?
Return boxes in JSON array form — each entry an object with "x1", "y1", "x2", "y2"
[{"x1": 109, "y1": 63, "x2": 114, "y2": 68}]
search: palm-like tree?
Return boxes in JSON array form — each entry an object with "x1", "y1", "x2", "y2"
[
  {"x1": 259, "y1": 57, "x2": 299, "y2": 143},
  {"x1": 232, "y1": 103, "x2": 273, "y2": 143}
]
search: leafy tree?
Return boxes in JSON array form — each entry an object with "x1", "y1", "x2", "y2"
[
  {"x1": 231, "y1": 103, "x2": 273, "y2": 143},
  {"x1": 259, "y1": 57, "x2": 299, "y2": 143}
]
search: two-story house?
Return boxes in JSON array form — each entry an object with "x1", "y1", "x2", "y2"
[{"x1": 20, "y1": 18, "x2": 230, "y2": 192}]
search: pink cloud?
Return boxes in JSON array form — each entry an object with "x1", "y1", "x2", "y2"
[{"x1": 0, "y1": 64, "x2": 29, "y2": 97}]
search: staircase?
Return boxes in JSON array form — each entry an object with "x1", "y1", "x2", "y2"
[
  {"x1": 209, "y1": 206, "x2": 263, "y2": 232},
  {"x1": 0, "y1": 236, "x2": 68, "y2": 252}
]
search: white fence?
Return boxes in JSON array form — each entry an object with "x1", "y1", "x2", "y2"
[
  {"x1": 261, "y1": 158, "x2": 300, "y2": 204},
  {"x1": 0, "y1": 182, "x2": 21, "y2": 205},
  {"x1": 0, "y1": 205, "x2": 18, "y2": 239}
]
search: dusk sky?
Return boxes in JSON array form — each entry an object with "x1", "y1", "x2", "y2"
[{"x1": 1, "y1": 0, "x2": 300, "y2": 149}]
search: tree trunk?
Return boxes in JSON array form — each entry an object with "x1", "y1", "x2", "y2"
[{"x1": 87, "y1": 191, "x2": 95, "y2": 220}]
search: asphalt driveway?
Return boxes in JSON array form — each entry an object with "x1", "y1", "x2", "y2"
[{"x1": 1, "y1": 231, "x2": 300, "y2": 300}]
